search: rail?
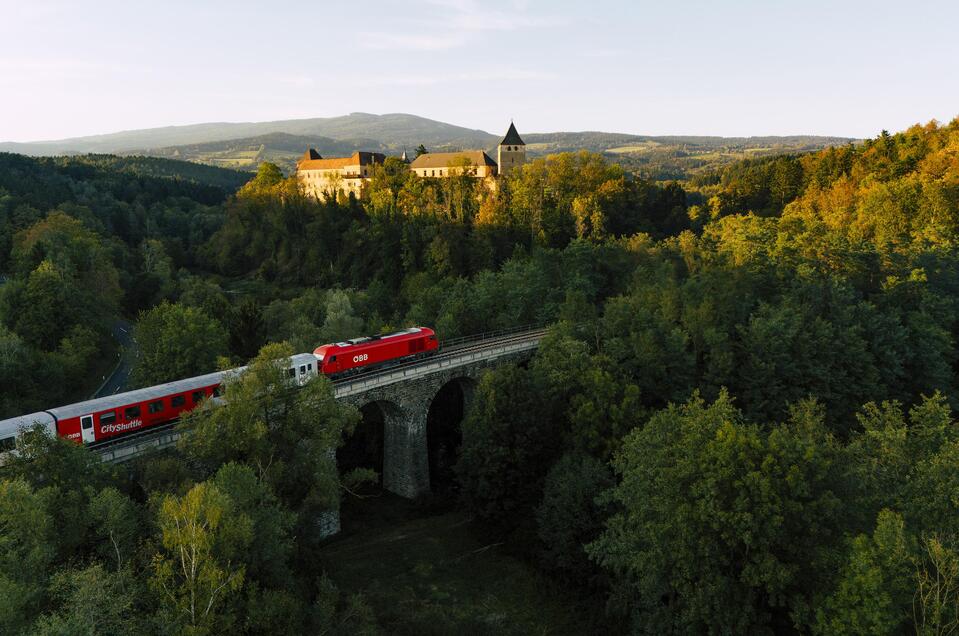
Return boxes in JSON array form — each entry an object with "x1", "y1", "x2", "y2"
[
  {"x1": 90, "y1": 325, "x2": 547, "y2": 462},
  {"x1": 439, "y1": 323, "x2": 542, "y2": 351},
  {"x1": 334, "y1": 327, "x2": 546, "y2": 398}
]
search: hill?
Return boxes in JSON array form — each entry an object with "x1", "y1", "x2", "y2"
[
  {"x1": 524, "y1": 132, "x2": 858, "y2": 180},
  {"x1": 1, "y1": 112, "x2": 856, "y2": 178},
  {"x1": 135, "y1": 133, "x2": 391, "y2": 173},
  {"x1": 0, "y1": 113, "x2": 498, "y2": 157}
]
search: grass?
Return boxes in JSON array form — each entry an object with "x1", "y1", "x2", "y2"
[
  {"x1": 319, "y1": 493, "x2": 597, "y2": 635},
  {"x1": 606, "y1": 143, "x2": 660, "y2": 154}
]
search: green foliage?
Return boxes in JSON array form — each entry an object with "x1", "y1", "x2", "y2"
[
  {"x1": 179, "y1": 343, "x2": 358, "y2": 516},
  {"x1": 3, "y1": 118, "x2": 959, "y2": 632},
  {"x1": 150, "y1": 481, "x2": 250, "y2": 635},
  {"x1": 0, "y1": 479, "x2": 55, "y2": 634},
  {"x1": 132, "y1": 301, "x2": 229, "y2": 386},
  {"x1": 457, "y1": 366, "x2": 562, "y2": 526},
  {"x1": 31, "y1": 565, "x2": 145, "y2": 636},
  {"x1": 88, "y1": 487, "x2": 141, "y2": 570},
  {"x1": 536, "y1": 453, "x2": 613, "y2": 583},
  {"x1": 815, "y1": 510, "x2": 916, "y2": 636},
  {"x1": 589, "y1": 393, "x2": 845, "y2": 633}
]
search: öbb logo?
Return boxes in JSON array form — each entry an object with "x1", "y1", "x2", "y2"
[{"x1": 352, "y1": 353, "x2": 369, "y2": 363}]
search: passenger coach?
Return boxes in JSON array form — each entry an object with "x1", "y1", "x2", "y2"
[{"x1": 0, "y1": 353, "x2": 318, "y2": 451}]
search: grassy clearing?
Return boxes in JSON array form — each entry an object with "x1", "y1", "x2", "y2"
[
  {"x1": 319, "y1": 494, "x2": 597, "y2": 635},
  {"x1": 606, "y1": 143, "x2": 660, "y2": 154}
]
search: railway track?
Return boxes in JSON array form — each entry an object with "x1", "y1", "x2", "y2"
[{"x1": 88, "y1": 326, "x2": 547, "y2": 458}]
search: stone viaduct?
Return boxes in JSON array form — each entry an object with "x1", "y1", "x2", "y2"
[
  {"x1": 334, "y1": 330, "x2": 542, "y2": 498},
  {"x1": 94, "y1": 328, "x2": 545, "y2": 534}
]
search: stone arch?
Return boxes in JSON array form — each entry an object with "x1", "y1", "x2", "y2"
[
  {"x1": 425, "y1": 375, "x2": 478, "y2": 491},
  {"x1": 338, "y1": 399, "x2": 398, "y2": 486}
]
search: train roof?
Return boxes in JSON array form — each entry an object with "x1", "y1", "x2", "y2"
[
  {"x1": 0, "y1": 352, "x2": 319, "y2": 430},
  {"x1": 47, "y1": 353, "x2": 318, "y2": 420},
  {"x1": 47, "y1": 369, "x2": 234, "y2": 420},
  {"x1": 315, "y1": 327, "x2": 434, "y2": 354},
  {"x1": 0, "y1": 411, "x2": 56, "y2": 439}
]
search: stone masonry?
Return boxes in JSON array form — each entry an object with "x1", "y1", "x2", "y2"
[{"x1": 337, "y1": 348, "x2": 532, "y2": 498}]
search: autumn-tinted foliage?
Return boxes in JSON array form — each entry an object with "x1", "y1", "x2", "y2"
[{"x1": 4, "y1": 119, "x2": 959, "y2": 633}]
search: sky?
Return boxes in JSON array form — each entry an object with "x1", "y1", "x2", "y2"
[{"x1": 1, "y1": 0, "x2": 957, "y2": 142}]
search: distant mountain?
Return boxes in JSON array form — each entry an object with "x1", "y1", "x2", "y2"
[
  {"x1": 0, "y1": 113, "x2": 498, "y2": 157},
  {"x1": 524, "y1": 132, "x2": 856, "y2": 154},
  {"x1": 135, "y1": 133, "x2": 390, "y2": 173},
  {"x1": 1, "y1": 112, "x2": 858, "y2": 179}
]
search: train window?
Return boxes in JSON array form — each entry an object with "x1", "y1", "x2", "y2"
[
  {"x1": 287, "y1": 368, "x2": 296, "y2": 378},
  {"x1": 100, "y1": 411, "x2": 116, "y2": 426},
  {"x1": 329, "y1": 355, "x2": 337, "y2": 362},
  {"x1": 149, "y1": 400, "x2": 164, "y2": 414},
  {"x1": 0, "y1": 437, "x2": 15, "y2": 452},
  {"x1": 125, "y1": 406, "x2": 141, "y2": 419},
  {"x1": 192, "y1": 391, "x2": 205, "y2": 403},
  {"x1": 172, "y1": 395, "x2": 186, "y2": 407},
  {"x1": 213, "y1": 386, "x2": 223, "y2": 397},
  {"x1": 299, "y1": 365, "x2": 306, "y2": 374},
  {"x1": 308, "y1": 363, "x2": 313, "y2": 371}
]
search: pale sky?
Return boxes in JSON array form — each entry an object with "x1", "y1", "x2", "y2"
[{"x1": 1, "y1": 0, "x2": 957, "y2": 142}]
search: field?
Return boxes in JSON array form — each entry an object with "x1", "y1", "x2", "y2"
[{"x1": 124, "y1": 128, "x2": 855, "y2": 182}]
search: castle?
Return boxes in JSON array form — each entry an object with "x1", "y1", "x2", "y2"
[{"x1": 296, "y1": 122, "x2": 526, "y2": 200}]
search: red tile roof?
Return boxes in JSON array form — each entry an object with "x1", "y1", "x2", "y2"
[{"x1": 297, "y1": 151, "x2": 385, "y2": 171}]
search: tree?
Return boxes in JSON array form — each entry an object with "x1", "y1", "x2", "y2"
[
  {"x1": 151, "y1": 481, "x2": 251, "y2": 635},
  {"x1": 589, "y1": 393, "x2": 845, "y2": 633},
  {"x1": 414, "y1": 144, "x2": 428, "y2": 158},
  {"x1": 456, "y1": 365, "x2": 561, "y2": 526},
  {"x1": 238, "y1": 162, "x2": 284, "y2": 198},
  {"x1": 320, "y1": 290, "x2": 364, "y2": 343},
  {"x1": 132, "y1": 301, "x2": 229, "y2": 386},
  {"x1": 179, "y1": 343, "x2": 358, "y2": 517},
  {"x1": 536, "y1": 452, "x2": 613, "y2": 583},
  {"x1": 228, "y1": 297, "x2": 265, "y2": 360},
  {"x1": 88, "y1": 487, "x2": 140, "y2": 570},
  {"x1": 815, "y1": 510, "x2": 916, "y2": 636},
  {"x1": 212, "y1": 463, "x2": 295, "y2": 588},
  {"x1": 0, "y1": 479, "x2": 55, "y2": 634},
  {"x1": 32, "y1": 565, "x2": 144, "y2": 636}
]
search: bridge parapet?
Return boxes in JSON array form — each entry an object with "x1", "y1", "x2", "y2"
[
  {"x1": 92, "y1": 329, "x2": 544, "y2": 493},
  {"x1": 337, "y1": 340, "x2": 540, "y2": 497}
]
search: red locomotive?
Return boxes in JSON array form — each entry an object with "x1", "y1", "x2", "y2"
[
  {"x1": 313, "y1": 326, "x2": 439, "y2": 376},
  {"x1": 0, "y1": 328, "x2": 439, "y2": 450}
]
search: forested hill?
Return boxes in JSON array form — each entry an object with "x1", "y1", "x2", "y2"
[
  {"x1": 1, "y1": 111, "x2": 854, "y2": 179},
  {"x1": 0, "y1": 152, "x2": 244, "y2": 415},
  {"x1": 0, "y1": 112, "x2": 498, "y2": 156},
  {"x1": 133, "y1": 130, "x2": 857, "y2": 177},
  {"x1": 0, "y1": 152, "x2": 251, "y2": 195},
  {"x1": 3, "y1": 119, "x2": 959, "y2": 633}
]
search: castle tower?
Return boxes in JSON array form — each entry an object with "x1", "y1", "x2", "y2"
[{"x1": 496, "y1": 122, "x2": 526, "y2": 177}]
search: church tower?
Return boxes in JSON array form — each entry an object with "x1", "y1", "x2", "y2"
[{"x1": 497, "y1": 122, "x2": 526, "y2": 177}]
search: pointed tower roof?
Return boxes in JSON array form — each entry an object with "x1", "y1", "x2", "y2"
[
  {"x1": 400, "y1": 149, "x2": 409, "y2": 162},
  {"x1": 500, "y1": 122, "x2": 524, "y2": 146}
]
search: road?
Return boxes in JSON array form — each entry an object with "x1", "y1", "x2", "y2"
[{"x1": 92, "y1": 319, "x2": 137, "y2": 398}]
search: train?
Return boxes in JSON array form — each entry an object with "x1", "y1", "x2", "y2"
[{"x1": 0, "y1": 327, "x2": 438, "y2": 452}]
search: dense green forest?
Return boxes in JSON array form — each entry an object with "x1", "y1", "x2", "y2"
[{"x1": 2, "y1": 118, "x2": 959, "y2": 633}]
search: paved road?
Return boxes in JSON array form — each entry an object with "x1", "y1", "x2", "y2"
[{"x1": 92, "y1": 320, "x2": 137, "y2": 398}]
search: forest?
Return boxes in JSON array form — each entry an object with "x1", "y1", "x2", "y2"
[{"x1": 1, "y1": 117, "x2": 959, "y2": 634}]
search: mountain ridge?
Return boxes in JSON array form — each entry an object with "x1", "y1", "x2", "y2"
[{"x1": 0, "y1": 112, "x2": 859, "y2": 179}]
